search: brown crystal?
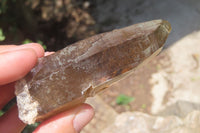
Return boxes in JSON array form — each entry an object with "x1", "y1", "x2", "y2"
[{"x1": 15, "y1": 19, "x2": 171, "y2": 124}]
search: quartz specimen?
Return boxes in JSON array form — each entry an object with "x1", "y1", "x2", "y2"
[{"x1": 15, "y1": 19, "x2": 171, "y2": 124}]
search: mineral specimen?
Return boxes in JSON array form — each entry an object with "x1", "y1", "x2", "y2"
[{"x1": 15, "y1": 19, "x2": 171, "y2": 124}]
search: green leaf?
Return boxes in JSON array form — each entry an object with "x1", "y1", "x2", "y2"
[
  {"x1": 116, "y1": 94, "x2": 135, "y2": 105},
  {"x1": 36, "y1": 40, "x2": 43, "y2": 45},
  {"x1": 0, "y1": 110, "x2": 4, "y2": 116},
  {"x1": 0, "y1": 28, "x2": 5, "y2": 41},
  {"x1": 42, "y1": 45, "x2": 47, "y2": 50},
  {"x1": 0, "y1": 35, "x2": 5, "y2": 41},
  {"x1": 141, "y1": 104, "x2": 146, "y2": 109},
  {"x1": 23, "y1": 39, "x2": 33, "y2": 44},
  {"x1": 37, "y1": 40, "x2": 47, "y2": 50}
]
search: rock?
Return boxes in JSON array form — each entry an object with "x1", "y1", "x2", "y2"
[
  {"x1": 103, "y1": 111, "x2": 200, "y2": 133},
  {"x1": 158, "y1": 101, "x2": 200, "y2": 118},
  {"x1": 15, "y1": 20, "x2": 171, "y2": 124},
  {"x1": 82, "y1": 96, "x2": 118, "y2": 133},
  {"x1": 150, "y1": 31, "x2": 200, "y2": 114}
]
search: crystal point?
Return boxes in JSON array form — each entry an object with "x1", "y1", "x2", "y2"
[{"x1": 15, "y1": 19, "x2": 171, "y2": 124}]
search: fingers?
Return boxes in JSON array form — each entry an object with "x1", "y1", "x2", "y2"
[
  {"x1": 0, "y1": 43, "x2": 45, "y2": 85},
  {"x1": 0, "y1": 82, "x2": 15, "y2": 109},
  {"x1": 0, "y1": 49, "x2": 38, "y2": 85},
  {"x1": 34, "y1": 104, "x2": 94, "y2": 133},
  {"x1": 0, "y1": 105, "x2": 26, "y2": 133},
  {"x1": 0, "y1": 43, "x2": 48, "y2": 133},
  {"x1": 0, "y1": 45, "x2": 17, "y2": 51},
  {"x1": 0, "y1": 43, "x2": 44, "y2": 58}
]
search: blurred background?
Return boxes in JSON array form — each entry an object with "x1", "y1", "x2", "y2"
[{"x1": 0, "y1": 0, "x2": 200, "y2": 133}]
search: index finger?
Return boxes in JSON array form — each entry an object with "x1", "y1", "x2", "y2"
[
  {"x1": 0, "y1": 43, "x2": 45, "y2": 85},
  {"x1": 0, "y1": 49, "x2": 38, "y2": 85}
]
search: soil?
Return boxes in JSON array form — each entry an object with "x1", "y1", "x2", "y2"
[{"x1": 0, "y1": 0, "x2": 96, "y2": 51}]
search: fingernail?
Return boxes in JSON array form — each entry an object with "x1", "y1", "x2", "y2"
[
  {"x1": 73, "y1": 107, "x2": 94, "y2": 133},
  {"x1": 44, "y1": 51, "x2": 55, "y2": 56}
]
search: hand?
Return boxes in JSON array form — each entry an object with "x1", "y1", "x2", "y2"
[{"x1": 0, "y1": 43, "x2": 94, "y2": 133}]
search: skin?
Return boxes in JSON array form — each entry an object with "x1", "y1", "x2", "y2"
[{"x1": 0, "y1": 43, "x2": 94, "y2": 133}]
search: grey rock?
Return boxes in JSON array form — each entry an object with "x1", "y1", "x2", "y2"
[{"x1": 103, "y1": 111, "x2": 200, "y2": 133}]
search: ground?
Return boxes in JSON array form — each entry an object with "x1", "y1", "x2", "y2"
[{"x1": 83, "y1": 31, "x2": 200, "y2": 133}]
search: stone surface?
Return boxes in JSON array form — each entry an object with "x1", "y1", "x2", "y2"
[
  {"x1": 102, "y1": 111, "x2": 200, "y2": 133},
  {"x1": 82, "y1": 96, "x2": 118, "y2": 133},
  {"x1": 158, "y1": 101, "x2": 200, "y2": 118},
  {"x1": 15, "y1": 20, "x2": 171, "y2": 124},
  {"x1": 150, "y1": 31, "x2": 200, "y2": 114}
]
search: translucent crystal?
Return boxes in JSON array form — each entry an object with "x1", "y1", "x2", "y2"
[{"x1": 15, "y1": 19, "x2": 171, "y2": 124}]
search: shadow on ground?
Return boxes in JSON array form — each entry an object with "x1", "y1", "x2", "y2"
[{"x1": 92, "y1": 0, "x2": 200, "y2": 48}]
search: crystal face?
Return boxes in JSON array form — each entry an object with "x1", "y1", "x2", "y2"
[{"x1": 15, "y1": 19, "x2": 171, "y2": 124}]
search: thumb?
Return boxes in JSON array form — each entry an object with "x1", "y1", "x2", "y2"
[{"x1": 33, "y1": 104, "x2": 94, "y2": 133}]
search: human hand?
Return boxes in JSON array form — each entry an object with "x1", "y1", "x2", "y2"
[{"x1": 0, "y1": 43, "x2": 94, "y2": 133}]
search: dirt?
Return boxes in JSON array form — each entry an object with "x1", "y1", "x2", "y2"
[{"x1": 0, "y1": 0, "x2": 96, "y2": 51}]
